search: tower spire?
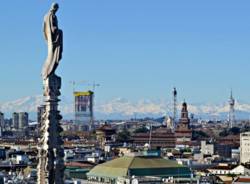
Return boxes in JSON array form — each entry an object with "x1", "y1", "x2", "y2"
[
  {"x1": 173, "y1": 87, "x2": 177, "y2": 129},
  {"x1": 229, "y1": 89, "x2": 235, "y2": 128}
]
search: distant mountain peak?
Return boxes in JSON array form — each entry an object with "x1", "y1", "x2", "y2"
[{"x1": 0, "y1": 95, "x2": 250, "y2": 120}]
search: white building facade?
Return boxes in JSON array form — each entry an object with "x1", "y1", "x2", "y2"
[
  {"x1": 201, "y1": 141, "x2": 214, "y2": 155},
  {"x1": 240, "y1": 132, "x2": 250, "y2": 164}
]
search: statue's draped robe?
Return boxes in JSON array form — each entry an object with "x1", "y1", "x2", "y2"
[{"x1": 42, "y1": 11, "x2": 63, "y2": 79}]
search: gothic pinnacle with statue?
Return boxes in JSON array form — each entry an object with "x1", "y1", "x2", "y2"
[
  {"x1": 37, "y1": 3, "x2": 65, "y2": 184},
  {"x1": 42, "y1": 2, "x2": 63, "y2": 80}
]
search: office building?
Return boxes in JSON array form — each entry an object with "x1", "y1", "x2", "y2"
[
  {"x1": 12, "y1": 112, "x2": 29, "y2": 130},
  {"x1": 240, "y1": 132, "x2": 250, "y2": 164},
  {"x1": 12, "y1": 112, "x2": 19, "y2": 129},
  {"x1": 74, "y1": 90, "x2": 94, "y2": 131},
  {"x1": 0, "y1": 112, "x2": 4, "y2": 128},
  {"x1": 18, "y1": 112, "x2": 28, "y2": 129}
]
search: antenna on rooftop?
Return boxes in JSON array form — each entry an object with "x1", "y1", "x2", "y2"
[{"x1": 228, "y1": 89, "x2": 235, "y2": 128}]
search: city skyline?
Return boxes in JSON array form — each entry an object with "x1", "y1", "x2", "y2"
[{"x1": 0, "y1": 1, "x2": 250, "y2": 104}]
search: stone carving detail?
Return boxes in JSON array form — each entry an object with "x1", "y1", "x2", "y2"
[{"x1": 38, "y1": 74, "x2": 65, "y2": 184}]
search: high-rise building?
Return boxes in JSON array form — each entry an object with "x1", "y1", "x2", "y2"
[
  {"x1": 12, "y1": 112, "x2": 29, "y2": 130},
  {"x1": 37, "y1": 105, "x2": 45, "y2": 131},
  {"x1": 0, "y1": 112, "x2": 4, "y2": 128},
  {"x1": 74, "y1": 90, "x2": 94, "y2": 131},
  {"x1": 0, "y1": 112, "x2": 4, "y2": 136},
  {"x1": 12, "y1": 112, "x2": 19, "y2": 129},
  {"x1": 18, "y1": 112, "x2": 28, "y2": 129},
  {"x1": 240, "y1": 132, "x2": 250, "y2": 164}
]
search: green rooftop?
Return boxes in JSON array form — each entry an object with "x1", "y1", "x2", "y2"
[{"x1": 87, "y1": 156, "x2": 191, "y2": 179}]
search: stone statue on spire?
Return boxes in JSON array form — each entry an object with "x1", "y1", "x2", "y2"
[{"x1": 42, "y1": 3, "x2": 63, "y2": 80}]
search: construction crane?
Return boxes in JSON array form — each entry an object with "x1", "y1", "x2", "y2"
[
  {"x1": 69, "y1": 80, "x2": 86, "y2": 92},
  {"x1": 70, "y1": 80, "x2": 100, "y2": 92},
  {"x1": 87, "y1": 81, "x2": 100, "y2": 92}
]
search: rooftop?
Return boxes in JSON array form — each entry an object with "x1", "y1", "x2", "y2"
[
  {"x1": 87, "y1": 155, "x2": 191, "y2": 179},
  {"x1": 234, "y1": 176, "x2": 250, "y2": 183}
]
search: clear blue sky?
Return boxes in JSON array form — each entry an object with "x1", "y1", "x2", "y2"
[{"x1": 0, "y1": 1, "x2": 250, "y2": 104}]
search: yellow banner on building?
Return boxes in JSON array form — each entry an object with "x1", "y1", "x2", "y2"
[{"x1": 74, "y1": 91, "x2": 93, "y2": 97}]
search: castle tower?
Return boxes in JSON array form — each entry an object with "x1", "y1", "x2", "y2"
[
  {"x1": 175, "y1": 101, "x2": 192, "y2": 147},
  {"x1": 179, "y1": 102, "x2": 190, "y2": 128}
]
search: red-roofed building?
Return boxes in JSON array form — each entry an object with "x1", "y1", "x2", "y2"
[
  {"x1": 65, "y1": 161, "x2": 96, "y2": 169},
  {"x1": 233, "y1": 176, "x2": 250, "y2": 184},
  {"x1": 132, "y1": 126, "x2": 176, "y2": 148}
]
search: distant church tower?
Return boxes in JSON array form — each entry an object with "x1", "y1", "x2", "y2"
[{"x1": 229, "y1": 90, "x2": 235, "y2": 128}]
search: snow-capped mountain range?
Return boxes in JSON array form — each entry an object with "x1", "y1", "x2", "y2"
[{"x1": 0, "y1": 95, "x2": 250, "y2": 120}]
